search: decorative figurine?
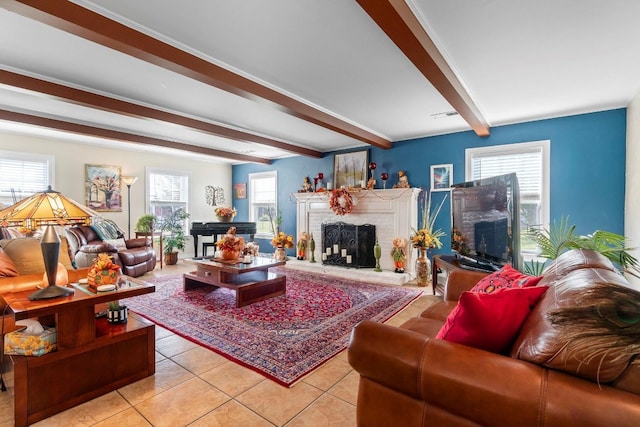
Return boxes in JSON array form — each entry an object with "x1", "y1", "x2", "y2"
[
  {"x1": 297, "y1": 232, "x2": 310, "y2": 260},
  {"x1": 374, "y1": 239, "x2": 382, "y2": 272},
  {"x1": 393, "y1": 170, "x2": 410, "y2": 188},
  {"x1": 309, "y1": 234, "x2": 316, "y2": 263},
  {"x1": 300, "y1": 177, "x2": 313, "y2": 192},
  {"x1": 391, "y1": 237, "x2": 407, "y2": 273}
]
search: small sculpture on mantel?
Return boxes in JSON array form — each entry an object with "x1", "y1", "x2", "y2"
[
  {"x1": 393, "y1": 170, "x2": 410, "y2": 188},
  {"x1": 299, "y1": 177, "x2": 313, "y2": 193}
]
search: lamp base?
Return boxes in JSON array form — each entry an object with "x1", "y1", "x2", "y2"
[{"x1": 28, "y1": 284, "x2": 75, "y2": 300}]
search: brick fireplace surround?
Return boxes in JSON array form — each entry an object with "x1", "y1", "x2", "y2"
[{"x1": 293, "y1": 188, "x2": 420, "y2": 285}]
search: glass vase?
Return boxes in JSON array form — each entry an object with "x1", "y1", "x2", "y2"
[{"x1": 415, "y1": 247, "x2": 431, "y2": 287}]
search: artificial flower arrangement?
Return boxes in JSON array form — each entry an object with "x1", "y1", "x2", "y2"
[
  {"x1": 391, "y1": 237, "x2": 407, "y2": 273},
  {"x1": 271, "y1": 231, "x2": 295, "y2": 248},
  {"x1": 214, "y1": 206, "x2": 237, "y2": 218},
  {"x1": 215, "y1": 226, "x2": 246, "y2": 253},
  {"x1": 329, "y1": 188, "x2": 354, "y2": 216},
  {"x1": 411, "y1": 191, "x2": 447, "y2": 250},
  {"x1": 451, "y1": 227, "x2": 471, "y2": 255},
  {"x1": 87, "y1": 253, "x2": 121, "y2": 290}
]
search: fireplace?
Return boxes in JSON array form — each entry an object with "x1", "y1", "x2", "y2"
[{"x1": 321, "y1": 222, "x2": 376, "y2": 268}]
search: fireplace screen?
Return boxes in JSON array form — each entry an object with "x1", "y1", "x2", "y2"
[{"x1": 321, "y1": 222, "x2": 376, "y2": 268}]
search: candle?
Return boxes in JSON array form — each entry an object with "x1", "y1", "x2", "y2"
[
  {"x1": 322, "y1": 253, "x2": 327, "y2": 261},
  {"x1": 244, "y1": 255, "x2": 251, "y2": 263},
  {"x1": 327, "y1": 182, "x2": 332, "y2": 190},
  {"x1": 214, "y1": 250, "x2": 221, "y2": 258},
  {"x1": 341, "y1": 249, "x2": 347, "y2": 257},
  {"x1": 326, "y1": 247, "x2": 332, "y2": 255},
  {"x1": 333, "y1": 244, "x2": 339, "y2": 253},
  {"x1": 346, "y1": 255, "x2": 352, "y2": 264}
]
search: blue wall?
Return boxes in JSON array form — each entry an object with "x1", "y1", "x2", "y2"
[{"x1": 233, "y1": 109, "x2": 627, "y2": 256}]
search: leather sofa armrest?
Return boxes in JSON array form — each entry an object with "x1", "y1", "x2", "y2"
[
  {"x1": 125, "y1": 238, "x2": 151, "y2": 249},
  {"x1": 443, "y1": 270, "x2": 488, "y2": 301},
  {"x1": 79, "y1": 243, "x2": 117, "y2": 253}
]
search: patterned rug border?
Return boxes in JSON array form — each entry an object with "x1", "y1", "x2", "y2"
[{"x1": 126, "y1": 268, "x2": 422, "y2": 387}]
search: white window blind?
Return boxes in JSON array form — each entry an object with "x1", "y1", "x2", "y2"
[
  {"x1": 249, "y1": 171, "x2": 277, "y2": 237},
  {"x1": 0, "y1": 151, "x2": 53, "y2": 207},
  {"x1": 147, "y1": 169, "x2": 189, "y2": 224}
]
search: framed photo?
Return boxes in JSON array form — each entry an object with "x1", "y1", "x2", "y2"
[
  {"x1": 233, "y1": 182, "x2": 247, "y2": 199},
  {"x1": 430, "y1": 164, "x2": 453, "y2": 192},
  {"x1": 85, "y1": 164, "x2": 122, "y2": 212},
  {"x1": 333, "y1": 150, "x2": 369, "y2": 189}
]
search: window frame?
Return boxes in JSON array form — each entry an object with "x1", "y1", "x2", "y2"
[
  {"x1": 145, "y1": 167, "x2": 190, "y2": 229},
  {"x1": 0, "y1": 150, "x2": 54, "y2": 207},
  {"x1": 248, "y1": 171, "x2": 278, "y2": 239},
  {"x1": 465, "y1": 140, "x2": 550, "y2": 257}
]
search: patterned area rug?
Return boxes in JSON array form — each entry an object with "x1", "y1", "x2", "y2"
[{"x1": 124, "y1": 267, "x2": 421, "y2": 386}]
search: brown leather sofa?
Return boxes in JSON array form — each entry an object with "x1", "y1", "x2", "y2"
[
  {"x1": 348, "y1": 249, "x2": 640, "y2": 426},
  {"x1": 66, "y1": 225, "x2": 156, "y2": 277}
]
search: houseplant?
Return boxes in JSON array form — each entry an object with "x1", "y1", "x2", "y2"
[
  {"x1": 107, "y1": 300, "x2": 128, "y2": 324},
  {"x1": 135, "y1": 214, "x2": 157, "y2": 233},
  {"x1": 160, "y1": 208, "x2": 190, "y2": 265}
]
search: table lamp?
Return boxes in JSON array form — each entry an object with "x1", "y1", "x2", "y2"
[{"x1": 0, "y1": 186, "x2": 98, "y2": 300}]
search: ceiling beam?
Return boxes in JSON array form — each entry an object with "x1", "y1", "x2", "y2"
[
  {"x1": 0, "y1": 69, "x2": 322, "y2": 159},
  {"x1": 2, "y1": 0, "x2": 392, "y2": 149},
  {"x1": 357, "y1": 0, "x2": 490, "y2": 137},
  {"x1": 0, "y1": 109, "x2": 272, "y2": 165}
]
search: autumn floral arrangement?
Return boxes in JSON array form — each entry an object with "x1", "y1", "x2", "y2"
[
  {"x1": 215, "y1": 226, "x2": 246, "y2": 253},
  {"x1": 214, "y1": 206, "x2": 237, "y2": 218},
  {"x1": 329, "y1": 188, "x2": 354, "y2": 216},
  {"x1": 451, "y1": 227, "x2": 470, "y2": 255},
  {"x1": 411, "y1": 191, "x2": 447, "y2": 250},
  {"x1": 87, "y1": 253, "x2": 121, "y2": 290},
  {"x1": 271, "y1": 231, "x2": 294, "y2": 249}
]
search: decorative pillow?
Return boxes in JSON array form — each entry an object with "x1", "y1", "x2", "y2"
[
  {"x1": 91, "y1": 219, "x2": 125, "y2": 240},
  {"x1": 436, "y1": 286, "x2": 549, "y2": 354},
  {"x1": 0, "y1": 237, "x2": 74, "y2": 275},
  {"x1": 470, "y1": 264, "x2": 543, "y2": 294},
  {"x1": 0, "y1": 248, "x2": 19, "y2": 277},
  {"x1": 103, "y1": 238, "x2": 127, "y2": 251}
]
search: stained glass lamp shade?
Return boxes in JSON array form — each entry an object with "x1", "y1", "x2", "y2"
[{"x1": 0, "y1": 186, "x2": 98, "y2": 300}]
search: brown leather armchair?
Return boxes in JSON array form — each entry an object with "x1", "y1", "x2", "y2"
[
  {"x1": 66, "y1": 224, "x2": 156, "y2": 277},
  {"x1": 348, "y1": 250, "x2": 640, "y2": 426}
]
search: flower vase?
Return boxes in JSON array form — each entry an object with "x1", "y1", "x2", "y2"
[
  {"x1": 216, "y1": 215, "x2": 234, "y2": 223},
  {"x1": 415, "y1": 247, "x2": 431, "y2": 287},
  {"x1": 274, "y1": 246, "x2": 287, "y2": 261}
]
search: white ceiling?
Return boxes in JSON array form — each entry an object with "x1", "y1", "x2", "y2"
[{"x1": 1, "y1": 0, "x2": 639, "y2": 164}]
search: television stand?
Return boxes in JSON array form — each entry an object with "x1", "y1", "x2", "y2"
[{"x1": 432, "y1": 255, "x2": 491, "y2": 296}]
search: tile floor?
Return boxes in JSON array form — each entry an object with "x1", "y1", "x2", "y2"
[{"x1": 0, "y1": 261, "x2": 435, "y2": 427}]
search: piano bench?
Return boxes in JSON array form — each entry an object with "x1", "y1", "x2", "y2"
[{"x1": 203, "y1": 242, "x2": 216, "y2": 256}]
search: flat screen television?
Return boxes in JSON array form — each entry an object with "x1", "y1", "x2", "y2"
[{"x1": 450, "y1": 173, "x2": 522, "y2": 271}]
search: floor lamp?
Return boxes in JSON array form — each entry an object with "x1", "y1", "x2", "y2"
[
  {"x1": 121, "y1": 176, "x2": 138, "y2": 238},
  {"x1": 0, "y1": 186, "x2": 98, "y2": 300}
]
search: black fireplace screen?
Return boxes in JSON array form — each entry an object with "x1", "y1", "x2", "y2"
[{"x1": 321, "y1": 222, "x2": 376, "y2": 268}]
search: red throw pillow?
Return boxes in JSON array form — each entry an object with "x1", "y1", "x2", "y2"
[
  {"x1": 470, "y1": 264, "x2": 543, "y2": 294},
  {"x1": 436, "y1": 286, "x2": 549, "y2": 354}
]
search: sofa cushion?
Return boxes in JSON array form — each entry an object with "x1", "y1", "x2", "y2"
[
  {"x1": 436, "y1": 285, "x2": 548, "y2": 354},
  {"x1": 0, "y1": 248, "x2": 19, "y2": 277},
  {"x1": 470, "y1": 264, "x2": 543, "y2": 294},
  {"x1": 0, "y1": 237, "x2": 73, "y2": 274},
  {"x1": 511, "y1": 250, "x2": 640, "y2": 384},
  {"x1": 103, "y1": 238, "x2": 127, "y2": 251}
]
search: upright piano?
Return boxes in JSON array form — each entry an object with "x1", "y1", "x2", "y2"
[{"x1": 190, "y1": 221, "x2": 257, "y2": 257}]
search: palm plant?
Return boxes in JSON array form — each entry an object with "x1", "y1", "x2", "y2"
[{"x1": 524, "y1": 216, "x2": 639, "y2": 277}]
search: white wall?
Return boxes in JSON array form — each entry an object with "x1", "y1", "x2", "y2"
[
  {"x1": 0, "y1": 131, "x2": 232, "y2": 256},
  {"x1": 626, "y1": 94, "x2": 640, "y2": 286}
]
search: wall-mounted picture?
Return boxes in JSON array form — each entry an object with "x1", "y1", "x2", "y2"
[
  {"x1": 430, "y1": 164, "x2": 453, "y2": 192},
  {"x1": 86, "y1": 164, "x2": 122, "y2": 212},
  {"x1": 333, "y1": 150, "x2": 369, "y2": 189},
  {"x1": 233, "y1": 182, "x2": 247, "y2": 199}
]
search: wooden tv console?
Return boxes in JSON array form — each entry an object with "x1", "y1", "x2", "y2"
[{"x1": 1, "y1": 279, "x2": 155, "y2": 427}]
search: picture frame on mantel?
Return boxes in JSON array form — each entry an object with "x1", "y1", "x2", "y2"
[
  {"x1": 333, "y1": 150, "x2": 369, "y2": 189},
  {"x1": 85, "y1": 164, "x2": 122, "y2": 212},
  {"x1": 430, "y1": 164, "x2": 453, "y2": 192}
]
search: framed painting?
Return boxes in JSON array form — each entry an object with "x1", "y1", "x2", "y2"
[
  {"x1": 333, "y1": 150, "x2": 369, "y2": 189},
  {"x1": 233, "y1": 182, "x2": 247, "y2": 199},
  {"x1": 85, "y1": 164, "x2": 122, "y2": 212},
  {"x1": 430, "y1": 164, "x2": 453, "y2": 192}
]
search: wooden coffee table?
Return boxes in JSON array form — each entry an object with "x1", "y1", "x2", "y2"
[{"x1": 183, "y1": 256, "x2": 286, "y2": 307}]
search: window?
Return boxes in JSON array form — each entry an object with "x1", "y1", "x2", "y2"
[
  {"x1": 466, "y1": 140, "x2": 550, "y2": 255},
  {"x1": 249, "y1": 171, "x2": 277, "y2": 238},
  {"x1": 0, "y1": 151, "x2": 53, "y2": 207},
  {"x1": 147, "y1": 168, "x2": 189, "y2": 228}
]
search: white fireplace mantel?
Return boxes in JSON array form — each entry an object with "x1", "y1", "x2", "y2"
[{"x1": 294, "y1": 188, "x2": 421, "y2": 276}]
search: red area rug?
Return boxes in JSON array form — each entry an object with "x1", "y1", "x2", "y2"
[{"x1": 124, "y1": 267, "x2": 421, "y2": 386}]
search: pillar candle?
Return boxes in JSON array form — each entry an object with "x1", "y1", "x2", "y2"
[
  {"x1": 327, "y1": 182, "x2": 333, "y2": 190},
  {"x1": 346, "y1": 255, "x2": 352, "y2": 264},
  {"x1": 322, "y1": 253, "x2": 327, "y2": 261},
  {"x1": 341, "y1": 249, "x2": 347, "y2": 257},
  {"x1": 333, "y1": 244, "x2": 339, "y2": 253},
  {"x1": 326, "y1": 247, "x2": 332, "y2": 255}
]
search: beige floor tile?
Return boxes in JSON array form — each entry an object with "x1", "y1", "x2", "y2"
[
  {"x1": 200, "y1": 361, "x2": 266, "y2": 397},
  {"x1": 171, "y1": 345, "x2": 228, "y2": 375},
  {"x1": 155, "y1": 333, "x2": 198, "y2": 358},
  {"x1": 92, "y1": 407, "x2": 152, "y2": 426},
  {"x1": 31, "y1": 391, "x2": 130, "y2": 427},
  {"x1": 154, "y1": 326, "x2": 174, "y2": 340},
  {"x1": 328, "y1": 371, "x2": 360, "y2": 405},
  {"x1": 302, "y1": 358, "x2": 352, "y2": 391},
  {"x1": 118, "y1": 358, "x2": 195, "y2": 405},
  {"x1": 237, "y1": 380, "x2": 323, "y2": 426},
  {"x1": 135, "y1": 377, "x2": 230, "y2": 427},
  {"x1": 286, "y1": 393, "x2": 356, "y2": 427},
  {"x1": 190, "y1": 400, "x2": 273, "y2": 427}
]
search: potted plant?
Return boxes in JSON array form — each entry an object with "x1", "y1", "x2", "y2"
[
  {"x1": 160, "y1": 208, "x2": 190, "y2": 265},
  {"x1": 135, "y1": 214, "x2": 157, "y2": 234},
  {"x1": 107, "y1": 300, "x2": 128, "y2": 324}
]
